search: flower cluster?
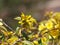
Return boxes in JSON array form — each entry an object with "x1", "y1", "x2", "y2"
[{"x1": 0, "y1": 12, "x2": 60, "y2": 45}]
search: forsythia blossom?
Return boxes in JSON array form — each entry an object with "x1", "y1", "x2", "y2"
[{"x1": 0, "y1": 12, "x2": 60, "y2": 45}]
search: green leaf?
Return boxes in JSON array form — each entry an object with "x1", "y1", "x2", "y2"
[
  {"x1": 23, "y1": 41, "x2": 34, "y2": 45},
  {"x1": 38, "y1": 39, "x2": 42, "y2": 45},
  {"x1": 14, "y1": 17, "x2": 21, "y2": 20},
  {"x1": 0, "y1": 26, "x2": 7, "y2": 31},
  {"x1": 15, "y1": 27, "x2": 20, "y2": 34}
]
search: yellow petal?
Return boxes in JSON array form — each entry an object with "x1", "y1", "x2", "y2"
[
  {"x1": 7, "y1": 36, "x2": 18, "y2": 45},
  {"x1": 41, "y1": 37, "x2": 47, "y2": 43},
  {"x1": 55, "y1": 24, "x2": 59, "y2": 28},
  {"x1": 50, "y1": 18, "x2": 57, "y2": 24},
  {"x1": 49, "y1": 29, "x2": 59, "y2": 39},
  {"x1": 1, "y1": 30, "x2": 8, "y2": 36},
  {"x1": 33, "y1": 40, "x2": 38, "y2": 45},
  {"x1": 38, "y1": 24, "x2": 45, "y2": 31},
  {"x1": 45, "y1": 21, "x2": 53, "y2": 29},
  {"x1": 0, "y1": 22, "x2": 3, "y2": 25}
]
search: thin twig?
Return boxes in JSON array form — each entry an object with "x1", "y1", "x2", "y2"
[{"x1": 0, "y1": 19, "x2": 13, "y2": 31}]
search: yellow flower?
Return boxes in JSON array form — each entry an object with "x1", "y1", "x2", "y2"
[
  {"x1": 1, "y1": 29, "x2": 14, "y2": 36},
  {"x1": 7, "y1": 31, "x2": 14, "y2": 36},
  {"x1": 17, "y1": 13, "x2": 37, "y2": 28},
  {"x1": 45, "y1": 20, "x2": 53, "y2": 29},
  {"x1": 41, "y1": 37, "x2": 47, "y2": 43},
  {"x1": 49, "y1": 29, "x2": 59, "y2": 39},
  {"x1": 41, "y1": 29, "x2": 48, "y2": 35},
  {"x1": 41, "y1": 37, "x2": 48, "y2": 45},
  {"x1": 7, "y1": 36, "x2": 18, "y2": 45},
  {"x1": 26, "y1": 15, "x2": 31, "y2": 19},
  {"x1": 32, "y1": 34, "x2": 39, "y2": 38},
  {"x1": 19, "y1": 21, "x2": 24, "y2": 25},
  {"x1": 33, "y1": 40, "x2": 38, "y2": 45},
  {"x1": 38, "y1": 23, "x2": 45, "y2": 31},
  {"x1": 21, "y1": 12, "x2": 26, "y2": 20},
  {"x1": 49, "y1": 18, "x2": 57, "y2": 24},
  {"x1": 0, "y1": 30, "x2": 8, "y2": 36}
]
